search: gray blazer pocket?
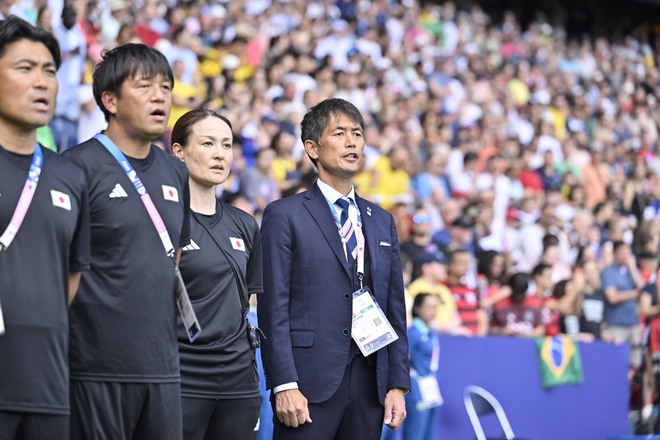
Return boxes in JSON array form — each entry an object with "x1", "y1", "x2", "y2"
[{"x1": 290, "y1": 329, "x2": 314, "y2": 347}]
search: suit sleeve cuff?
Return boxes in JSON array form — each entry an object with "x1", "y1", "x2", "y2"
[{"x1": 273, "y1": 382, "x2": 299, "y2": 394}]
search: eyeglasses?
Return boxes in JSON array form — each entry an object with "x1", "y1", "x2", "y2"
[{"x1": 412, "y1": 213, "x2": 431, "y2": 225}]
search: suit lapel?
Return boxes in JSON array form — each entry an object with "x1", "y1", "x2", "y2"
[{"x1": 304, "y1": 184, "x2": 352, "y2": 278}]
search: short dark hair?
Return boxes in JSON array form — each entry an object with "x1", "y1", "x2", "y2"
[
  {"x1": 612, "y1": 240, "x2": 627, "y2": 253},
  {"x1": 477, "y1": 250, "x2": 501, "y2": 281},
  {"x1": 411, "y1": 293, "x2": 436, "y2": 319},
  {"x1": 542, "y1": 233, "x2": 559, "y2": 250},
  {"x1": 0, "y1": 16, "x2": 60, "y2": 69},
  {"x1": 171, "y1": 109, "x2": 233, "y2": 147},
  {"x1": 532, "y1": 262, "x2": 552, "y2": 278},
  {"x1": 508, "y1": 272, "x2": 529, "y2": 301},
  {"x1": 300, "y1": 98, "x2": 365, "y2": 166},
  {"x1": 447, "y1": 247, "x2": 469, "y2": 264},
  {"x1": 93, "y1": 43, "x2": 173, "y2": 121}
]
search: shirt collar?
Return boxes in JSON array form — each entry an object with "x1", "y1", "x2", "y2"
[{"x1": 317, "y1": 178, "x2": 356, "y2": 205}]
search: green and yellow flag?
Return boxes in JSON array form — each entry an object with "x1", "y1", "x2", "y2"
[{"x1": 535, "y1": 336, "x2": 584, "y2": 388}]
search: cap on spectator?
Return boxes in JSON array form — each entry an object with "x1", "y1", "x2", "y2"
[
  {"x1": 506, "y1": 207, "x2": 520, "y2": 221},
  {"x1": 451, "y1": 216, "x2": 474, "y2": 229},
  {"x1": 280, "y1": 121, "x2": 296, "y2": 135},
  {"x1": 222, "y1": 54, "x2": 240, "y2": 70},
  {"x1": 261, "y1": 113, "x2": 279, "y2": 124},
  {"x1": 419, "y1": 252, "x2": 448, "y2": 266}
]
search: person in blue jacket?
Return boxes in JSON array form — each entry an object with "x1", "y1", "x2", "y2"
[{"x1": 383, "y1": 292, "x2": 442, "y2": 440}]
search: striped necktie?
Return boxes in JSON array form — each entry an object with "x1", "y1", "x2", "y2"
[{"x1": 335, "y1": 198, "x2": 358, "y2": 260}]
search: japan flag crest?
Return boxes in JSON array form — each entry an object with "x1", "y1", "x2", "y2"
[
  {"x1": 162, "y1": 185, "x2": 179, "y2": 202},
  {"x1": 50, "y1": 190, "x2": 71, "y2": 211},
  {"x1": 230, "y1": 237, "x2": 245, "y2": 251}
]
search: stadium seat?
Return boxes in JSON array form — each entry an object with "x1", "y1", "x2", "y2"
[{"x1": 464, "y1": 385, "x2": 516, "y2": 440}]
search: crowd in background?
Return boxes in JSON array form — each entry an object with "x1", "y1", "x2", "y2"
[{"x1": 10, "y1": 0, "x2": 660, "y2": 433}]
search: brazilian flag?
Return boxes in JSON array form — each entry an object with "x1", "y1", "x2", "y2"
[{"x1": 535, "y1": 336, "x2": 584, "y2": 388}]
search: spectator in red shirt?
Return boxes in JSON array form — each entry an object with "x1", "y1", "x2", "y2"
[
  {"x1": 443, "y1": 247, "x2": 487, "y2": 335},
  {"x1": 490, "y1": 272, "x2": 545, "y2": 338}
]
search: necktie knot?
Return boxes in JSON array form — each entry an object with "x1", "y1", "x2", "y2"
[{"x1": 335, "y1": 198, "x2": 350, "y2": 210}]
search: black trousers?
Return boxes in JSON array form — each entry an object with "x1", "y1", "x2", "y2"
[
  {"x1": 272, "y1": 355, "x2": 383, "y2": 440},
  {"x1": 69, "y1": 381, "x2": 182, "y2": 440},
  {"x1": 0, "y1": 411, "x2": 68, "y2": 440},
  {"x1": 182, "y1": 396, "x2": 262, "y2": 440}
]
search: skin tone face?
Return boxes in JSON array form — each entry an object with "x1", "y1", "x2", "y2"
[
  {"x1": 613, "y1": 244, "x2": 629, "y2": 265},
  {"x1": 102, "y1": 71, "x2": 172, "y2": 146},
  {"x1": 536, "y1": 269, "x2": 552, "y2": 292},
  {"x1": 304, "y1": 112, "x2": 364, "y2": 195},
  {"x1": 174, "y1": 116, "x2": 233, "y2": 189},
  {"x1": 449, "y1": 252, "x2": 470, "y2": 279},
  {"x1": 415, "y1": 295, "x2": 439, "y2": 326},
  {"x1": 0, "y1": 39, "x2": 57, "y2": 140}
]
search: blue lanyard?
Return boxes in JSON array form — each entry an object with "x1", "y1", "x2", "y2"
[
  {"x1": 95, "y1": 134, "x2": 175, "y2": 259},
  {"x1": 0, "y1": 144, "x2": 43, "y2": 251}
]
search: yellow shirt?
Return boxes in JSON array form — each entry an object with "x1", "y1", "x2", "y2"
[
  {"x1": 363, "y1": 155, "x2": 410, "y2": 210},
  {"x1": 272, "y1": 157, "x2": 296, "y2": 183},
  {"x1": 407, "y1": 278, "x2": 457, "y2": 325},
  {"x1": 167, "y1": 80, "x2": 206, "y2": 130}
]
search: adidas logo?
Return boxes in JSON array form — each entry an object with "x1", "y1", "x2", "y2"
[
  {"x1": 182, "y1": 240, "x2": 201, "y2": 251},
  {"x1": 109, "y1": 183, "x2": 128, "y2": 198}
]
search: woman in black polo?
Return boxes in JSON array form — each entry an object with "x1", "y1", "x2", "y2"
[{"x1": 172, "y1": 109, "x2": 263, "y2": 439}]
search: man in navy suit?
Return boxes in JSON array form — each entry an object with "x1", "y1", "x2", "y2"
[{"x1": 258, "y1": 98, "x2": 410, "y2": 439}]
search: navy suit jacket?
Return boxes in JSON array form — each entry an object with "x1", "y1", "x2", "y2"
[{"x1": 258, "y1": 183, "x2": 410, "y2": 405}]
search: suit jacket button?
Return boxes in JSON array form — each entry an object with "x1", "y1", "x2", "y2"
[
  {"x1": 344, "y1": 293, "x2": 351, "y2": 300},
  {"x1": 342, "y1": 328, "x2": 350, "y2": 336}
]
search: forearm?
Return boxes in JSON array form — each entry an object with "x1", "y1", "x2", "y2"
[
  {"x1": 68, "y1": 272, "x2": 82, "y2": 305},
  {"x1": 605, "y1": 288, "x2": 638, "y2": 304}
]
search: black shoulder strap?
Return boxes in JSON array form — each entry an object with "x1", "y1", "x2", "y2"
[{"x1": 191, "y1": 210, "x2": 248, "y2": 315}]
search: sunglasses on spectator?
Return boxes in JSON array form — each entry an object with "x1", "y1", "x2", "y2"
[{"x1": 412, "y1": 213, "x2": 431, "y2": 225}]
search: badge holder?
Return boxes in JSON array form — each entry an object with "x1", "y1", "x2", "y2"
[
  {"x1": 417, "y1": 375, "x2": 443, "y2": 408},
  {"x1": 351, "y1": 287, "x2": 398, "y2": 357},
  {"x1": 347, "y1": 216, "x2": 398, "y2": 357},
  {"x1": 175, "y1": 266, "x2": 201, "y2": 342}
]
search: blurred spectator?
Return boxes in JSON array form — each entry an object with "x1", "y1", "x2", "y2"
[
  {"x1": 490, "y1": 272, "x2": 545, "y2": 338},
  {"x1": 401, "y1": 207, "x2": 445, "y2": 280},
  {"x1": 575, "y1": 261, "x2": 609, "y2": 341},
  {"x1": 443, "y1": 248, "x2": 487, "y2": 336},
  {"x1": 389, "y1": 293, "x2": 443, "y2": 440},
  {"x1": 240, "y1": 147, "x2": 280, "y2": 213},
  {"x1": 601, "y1": 241, "x2": 646, "y2": 371},
  {"x1": 407, "y1": 253, "x2": 470, "y2": 336},
  {"x1": 51, "y1": 4, "x2": 86, "y2": 151},
  {"x1": 476, "y1": 250, "x2": 511, "y2": 309}
]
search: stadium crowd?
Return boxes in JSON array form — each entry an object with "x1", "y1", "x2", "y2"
[{"x1": 7, "y1": 0, "x2": 660, "y2": 435}]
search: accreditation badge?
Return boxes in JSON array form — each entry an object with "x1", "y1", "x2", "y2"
[
  {"x1": 351, "y1": 287, "x2": 398, "y2": 356},
  {"x1": 174, "y1": 266, "x2": 202, "y2": 342},
  {"x1": 417, "y1": 375, "x2": 443, "y2": 408}
]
